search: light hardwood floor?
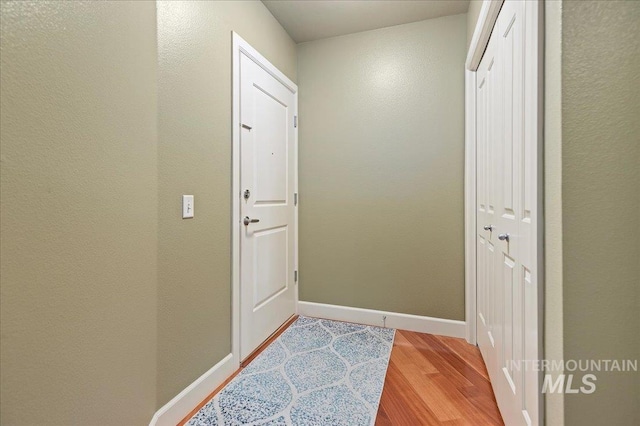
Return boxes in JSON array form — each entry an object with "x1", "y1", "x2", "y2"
[{"x1": 376, "y1": 330, "x2": 503, "y2": 425}]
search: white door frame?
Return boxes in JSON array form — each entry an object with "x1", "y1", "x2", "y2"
[
  {"x1": 231, "y1": 32, "x2": 298, "y2": 368},
  {"x1": 464, "y1": 67, "x2": 477, "y2": 345},
  {"x1": 464, "y1": 0, "x2": 544, "y2": 421}
]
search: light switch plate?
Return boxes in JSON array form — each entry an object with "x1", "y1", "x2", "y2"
[{"x1": 182, "y1": 195, "x2": 194, "y2": 219}]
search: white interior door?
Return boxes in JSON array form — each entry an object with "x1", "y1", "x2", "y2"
[
  {"x1": 494, "y1": 2, "x2": 525, "y2": 423},
  {"x1": 239, "y1": 50, "x2": 297, "y2": 361},
  {"x1": 475, "y1": 1, "x2": 540, "y2": 425}
]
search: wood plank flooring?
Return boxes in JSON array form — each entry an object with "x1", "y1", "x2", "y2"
[
  {"x1": 179, "y1": 322, "x2": 503, "y2": 426},
  {"x1": 376, "y1": 330, "x2": 503, "y2": 425}
]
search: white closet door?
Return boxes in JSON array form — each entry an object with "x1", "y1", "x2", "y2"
[
  {"x1": 493, "y1": 1, "x2": 527, "y2": 424},
  {"x1": 475, "y1": 1, "x2": 540, "y2": 425},
  {"x1": 476, "y1": 32, "x2": 500, "y2": 381}
]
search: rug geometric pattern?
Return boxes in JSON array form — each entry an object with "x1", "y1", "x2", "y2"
[{"x1": 186, "y1": 316, "x2": 395, "y2": 426}]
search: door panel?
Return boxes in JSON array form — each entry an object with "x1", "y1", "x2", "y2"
[
  {"x1": 254, "y1": 226, "x2": 288, "y2": 307},
  {"x1": 494, "y1": 2, "x2": 526, "y2": 424},
  {"x1": 254, "y1": 86, "x2": 288, "y2": 203},
  {"x1": 476, "y1": 1, "x2": 540, "y2": 425},
  {"x1": 240, "y1": 53, "x2": 296, "y2": 360},
  {"x1": 477, "y1": 29, "x2": 499, "y2": 380}
]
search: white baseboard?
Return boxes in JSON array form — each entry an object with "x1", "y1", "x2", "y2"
[
  {"x1": 150, "y1": 353, "x2": 236, "y2": 426},
  {"x1": 298, "y1": 301, "x2": 466, "y2": 339}
]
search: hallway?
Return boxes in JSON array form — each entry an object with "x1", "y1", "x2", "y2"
[{"x1": 2, "y1": 1, "x2": 638, "y2": 425}]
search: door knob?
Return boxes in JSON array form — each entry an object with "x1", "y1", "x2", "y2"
[
  {"x1": 243, "y1": 216, "x2": 260, "y2": 226},
  {"x1": 484, "y1": 225, "x2": 494, "y2": 231},
  {"x1": 498, "y1": 233, "x2": 509, "y2": 241}
]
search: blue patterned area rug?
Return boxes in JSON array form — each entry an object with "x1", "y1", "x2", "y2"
[{"x1": 186, "y1": 316, "x2": 395, "y2": 426}]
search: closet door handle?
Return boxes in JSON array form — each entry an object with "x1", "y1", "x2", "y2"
[
  {"x1": 243, "y1": 216, "x2": 260, "y2": 226},
  {"x1": 498, "y1": 233, "x2": 509, "y2": 241},
  {"x1": 483, "y1": 225, "x2": 494, "y2": 231}
]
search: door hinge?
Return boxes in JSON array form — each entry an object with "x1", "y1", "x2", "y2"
[
  {"x1": 294, "y1": 115, "x2": 297, "y2": 128},
  {"x1": 294, "y1": 270, "x2": 298, "y2": 282},
  {"x1": 294, "y1": 192, "x2": 298, "y2": 206}
]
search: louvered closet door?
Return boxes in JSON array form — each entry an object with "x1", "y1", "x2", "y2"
[{"x1": 475, "y1": 1, "x2": 539, "y2": 425}]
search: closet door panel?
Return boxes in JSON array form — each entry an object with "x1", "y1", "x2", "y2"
[
  {"x1": 475, "y1": 1, "x2": 540, "y2": 425},
  {"x1": 495, "y1": 2, "x2": 525, "y2": 422},
  {"x1": 476, "y1": 34, "x2": 500, "y2": 381}
]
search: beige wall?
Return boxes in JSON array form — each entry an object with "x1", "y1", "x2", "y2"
[
  {"x1": 156, "y1": 1, "x2": 297, "y2": 406},
  {"x1": 1, "y1": 0, "x2": 296, "y2": 422},
  {"x1": 466, "y1": 0, "x2": 483, "y2": 49},
  {"x1": 0, "y1": 1, "x2": 159, "y2": 425},
  {"x1": 297, "y1": 14, "x2": 467, "y2": 320},
  {"x1": 560, "y1": 1, "x2": 640, "y2": 424}
]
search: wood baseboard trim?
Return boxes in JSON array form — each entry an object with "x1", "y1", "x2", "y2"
[
  {"x1": 241, "y1": 314, "x2": 298, "y2": 367},
  {"x1": 149, "y1": 353, "x2": 236, "y2": 426},
  {"x1": 298, "y1": 301, "x2": 466, "y2": 339}
]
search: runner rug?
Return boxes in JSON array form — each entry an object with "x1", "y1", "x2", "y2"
[{"x1": 186, "y1": 316, "x2": 395, "y2": 426}]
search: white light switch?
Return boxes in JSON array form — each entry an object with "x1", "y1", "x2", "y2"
[{"x1": 182, "y1": 195, "x2": 194, "y2": 219}]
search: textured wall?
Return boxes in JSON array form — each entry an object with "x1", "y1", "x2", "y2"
[
  {"x1": 0, "y1": 1, "x2": 158, "y2": 424},
  {"x1": 156, "y1": 1, "x2": 297, "y2": 407},
  {"x1": 466, "y1": 0, "x2": 483, "y2": 49},
  {"x1": 297, "y1": 14, "x2": 466, "y2": 320},
  {"x1": 561, "y1": 1, "x2": 640, "y2": 424}
]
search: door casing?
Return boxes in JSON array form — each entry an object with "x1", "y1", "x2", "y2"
[{"x1": 231, "y1": 32, "x2": 299, "y2": 369}]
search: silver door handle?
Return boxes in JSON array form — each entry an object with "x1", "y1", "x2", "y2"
[
  {"x1": 484, "y1": 225, "x2": 494, "y2": 231},
  {"x1": 498, "y1": 233, "x2": 509, "y2": 241},
  {"x1": 243, "y1": 216, "x2": 260, "y2": 226}
]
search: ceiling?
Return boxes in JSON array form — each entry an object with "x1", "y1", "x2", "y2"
[{"x1": 262, "y1": 0, "x2": 471, "y2": 43}]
